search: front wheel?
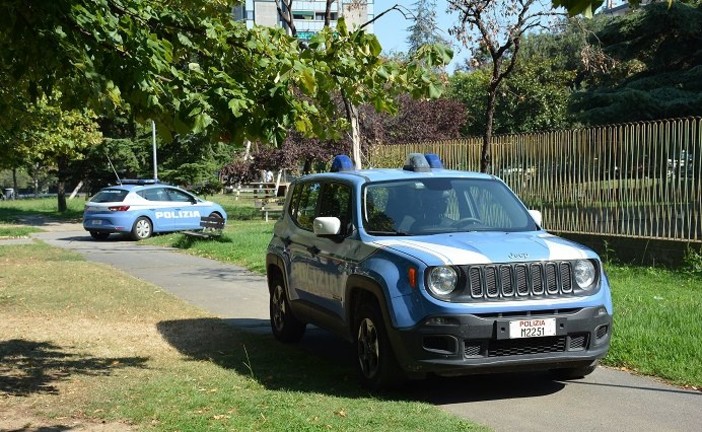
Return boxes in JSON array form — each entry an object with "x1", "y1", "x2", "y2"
[
  {"x1": 131, "y1": 217, "x2": 152, "y2": 241},
  {"x1": 354, "y1": 301, "x2": 403, "y2": 391},
  {"x1": 269, "y1": 276, "x2": 306, "y2": 343}
]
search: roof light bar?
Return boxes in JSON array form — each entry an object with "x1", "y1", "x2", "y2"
[
  {"x1": 424, "y1": 153, "x2": 443, "y2": 169},
  {"x1": 331, "y1": 155, "x2": 354, "y2": 172},
  {"x1": 403, "y1": 153, "x2": 431, "y2": 172},
  {"x1": 119, "y1": 179, "x2": 159, "y2": 185}
]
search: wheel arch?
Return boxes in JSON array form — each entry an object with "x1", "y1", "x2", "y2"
[
  {"x1": 345, "y1": 274, "x2": 393, "y2": 338},
  {"x1": 266, "y1": 253, "x2": 288, "y2": 294}
]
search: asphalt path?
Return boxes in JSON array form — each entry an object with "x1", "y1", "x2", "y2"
[{"x1": 24, "y1": 224, "x2": 702, "y2": 432}]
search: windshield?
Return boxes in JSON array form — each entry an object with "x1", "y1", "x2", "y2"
[{"x1": 363, "y1": 178, "x2": 537, "y2": 235}]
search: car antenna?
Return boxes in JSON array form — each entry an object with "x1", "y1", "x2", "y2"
[{"x1": 106, "y1": 154, "x2": 122, "y2": 185}]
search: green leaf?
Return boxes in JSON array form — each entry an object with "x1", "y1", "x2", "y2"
[
  {"x1": 300, "y1": 68, "x2": 317, "y2": 93},
  {"x1": 228, "y1": 98, "x2": 246, "y2": 117}
]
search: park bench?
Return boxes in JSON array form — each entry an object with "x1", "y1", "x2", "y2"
[
  {"x1": 183, "y1": 215, "x2": 226, "y2": 238},
  {"x1": 255, "y1": 198, "x2": 285, "y2": 222}
]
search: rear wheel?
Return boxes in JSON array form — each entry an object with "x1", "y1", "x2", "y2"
[
  {"x1": 131, "y1": 217, "x2": 152, "y2": 240},
  {"x1": 269, "y1": 274, "x2": 306, "y2": 343},
  {"x1": 354, "y1": 300, "x2": 403, "y2": 391},
  {"x1": 89, "y1": 231, "x2": 110, "y2": 241}
]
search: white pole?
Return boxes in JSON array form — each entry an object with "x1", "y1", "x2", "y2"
[{"x1": 152, "y1": 120, "x2": 158, "y2": 180}]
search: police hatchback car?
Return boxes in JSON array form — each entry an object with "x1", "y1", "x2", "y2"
[
  {"x1": 266, "y1": 154, "x2": 612, "y2": 390},
  {"x1": 83, "y1": 180, "x2": 227, "y2": 240}
]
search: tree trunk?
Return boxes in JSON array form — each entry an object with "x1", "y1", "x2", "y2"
[
  {"x1": 12, "y1": 168, "x2": 18, "y2": 197},
  {"x1": 342, "y1": 94, "x2": 362, "y2": 169},
  {"x1": 481, "y1": 87, "x2": 498, "y2": 173},
  {"x1": 57, "y1": 157, "x2": 67, "y2": 213}
]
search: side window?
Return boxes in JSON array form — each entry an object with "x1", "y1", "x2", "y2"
[
  {"x1": 139, "y1": 188, "x2": 168, "y2": 201},
  {"x1": 288, "y1": 183, "x2": 302, "y2": 218},
  {"x1": 166, "y1": 188, "x2": 193, "y2": 202},
  {"x1": 318, "y1": 183, "x2": 352, "y2": 234},
  {"x1": 291, "y1": 182, "x2": 321, "y2": 231}
]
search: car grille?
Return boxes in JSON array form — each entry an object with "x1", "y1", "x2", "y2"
[
  {"x1": 463, "y1": 262, "x2": 575, "y2": 301},
  {"x1": 464, "y1": 334, "x2": 589, "y2": 358}
]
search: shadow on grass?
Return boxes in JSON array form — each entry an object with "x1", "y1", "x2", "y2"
[
  {"x1": 0, "y1": 208, "x2": 82, "y2": 225},
  {"x1": 156, "y1": 318, "x2": 566, "y2": 403},
  {"x1": 170, "y1": 233, "x2": 234, "y2": 249},
  {"x1": 0, "y1": 339, "x2": 149, "y2": 397}
]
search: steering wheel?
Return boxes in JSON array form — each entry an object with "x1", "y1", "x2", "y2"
[{"x1": 453, "y1": 217, "x2": 482, "y2": 228}]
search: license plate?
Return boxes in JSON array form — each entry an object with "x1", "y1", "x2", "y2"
[
  {"x1": 509, "y1": 318, "x2": 556, "y2": 339},
  {"x1": 91, "y1": 220, "x2": 102, "y2": 225}
]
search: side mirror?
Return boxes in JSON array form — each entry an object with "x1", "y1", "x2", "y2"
[
  {"x1": 528, "y1": 210, "x2": 543, "y2": 227},
  {"x1": 313, "y1": 217, "x2": 341, "y2": 236}
]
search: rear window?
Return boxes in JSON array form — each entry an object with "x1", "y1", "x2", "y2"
[{"x1": 90, "y1": 189, "x2": 129, "y2": 203}]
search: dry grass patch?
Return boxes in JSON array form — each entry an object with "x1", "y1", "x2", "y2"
[
  {"x1": 0, "y1": 244, "x2": 218, "y2": 428},
  {"x1": 0, "y1": 242, "x2": 486, "y2": 432}
]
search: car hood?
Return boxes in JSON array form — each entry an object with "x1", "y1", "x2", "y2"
[{"x1": 371, "y1": 231, "x2": 596, "y2": 266}]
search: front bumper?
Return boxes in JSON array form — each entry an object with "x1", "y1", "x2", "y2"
[{"x1": 388, "y1": 306, "x2": 612, "y2": 377}]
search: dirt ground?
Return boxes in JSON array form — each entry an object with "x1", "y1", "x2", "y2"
[{"x1": 1, "y1": 406, "x2": 136, "y2": 432}]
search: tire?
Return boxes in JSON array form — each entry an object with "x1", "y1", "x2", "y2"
[
  {"x1": 354, "y1": 300, "x2": 403, "y2": 391},
  {"x1": 131, "y1": 217, "x2": 153, "y2": 241},
  {"x1": 550, "y1": 361, "x2": 598, "y2": 380},
  {"x1": 89, "y1": 231, "x2": 110, "y2": 241},
  {"x1": 269, "y1": 275, "x2": 306, "y2": 343}
]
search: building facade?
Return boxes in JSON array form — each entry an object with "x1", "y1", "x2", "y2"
[{"x1": 233, "y1": 0, "x2": 374, "y2": 40}]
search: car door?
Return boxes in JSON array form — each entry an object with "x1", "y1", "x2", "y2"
[
  {"x1": 165, "y1": 187, "x2": 201, "y2": 230},
  {"x1": 287, "y1": 180, "x2": 353, "y2": 324},
  {"x1": 138, "y1": 187, "x2": 176, "y2": 232}
]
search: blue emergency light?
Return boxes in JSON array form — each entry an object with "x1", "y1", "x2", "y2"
[
  {"x1": 424, "y1": 153, "x2": 443, "y2": 169},
  {"x1": 403, "y1": 153, "x2": 432, "y2": 172},
  {"x1": 331, "y1": 155, "x2": 354, "y2": 172}
]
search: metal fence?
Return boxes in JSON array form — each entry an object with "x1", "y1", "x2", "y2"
[{"x1": 369, "y1": 117, "x2": 702, "y2": 243}]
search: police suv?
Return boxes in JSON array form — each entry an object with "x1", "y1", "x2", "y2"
[
  {"x1": 83, "y1": 179, "x2": 227, "y2": 240},
  {"x1": 265, "y1": 154, "x2": 612, "y2": 390}
]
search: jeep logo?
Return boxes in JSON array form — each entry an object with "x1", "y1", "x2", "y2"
[{"x1": 508, "y1": 252, "x2": 529, "y2": 260}]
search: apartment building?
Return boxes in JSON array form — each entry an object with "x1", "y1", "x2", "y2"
[{"x1": 232, "y1": 0, "x2": 374, "y2": 40}]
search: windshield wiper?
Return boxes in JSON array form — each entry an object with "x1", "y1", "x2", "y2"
[{"x1": 366, "y1": 229, "x2": 411, "y2": 236}]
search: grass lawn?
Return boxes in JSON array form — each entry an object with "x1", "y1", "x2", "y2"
[
  {"x1": 0, "y1": 196, "x2": 699, "y2": 430},
  {"x1": 0, "y1": 242, "x2": 487, "y2": 431},
  {"x1": 145, "y1": 202, "x2": 702, "y2": 391}
]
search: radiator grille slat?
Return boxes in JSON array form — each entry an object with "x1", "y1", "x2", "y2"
[{"x1": 467, "y1": 262, "x2": 575, "y2": 300}]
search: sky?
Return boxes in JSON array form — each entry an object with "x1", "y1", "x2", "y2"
[
  {"x1": 372, "y1": 0, "x2": 466, "y2": 71},
  {"x1": 370, "y1": 0, "x2": 628, "y2": 72}
]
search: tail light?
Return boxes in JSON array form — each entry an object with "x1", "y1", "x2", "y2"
[{"x1": 108, "y1": 205, "x2": 130, "y2": 212}]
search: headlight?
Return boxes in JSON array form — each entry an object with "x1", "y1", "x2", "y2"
[
  {"x1": 427, "y1": 267, "x2": 459, "y2": 297},
  {"x1": 573, "y1": 260, "x2": 596, "y2": 289}
]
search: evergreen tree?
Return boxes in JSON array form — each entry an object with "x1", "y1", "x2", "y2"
[{"x1": 406, "y1": 0, "x2": 448, "y2": 53}]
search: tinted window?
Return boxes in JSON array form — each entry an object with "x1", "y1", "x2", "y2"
[
  {"x1": 167, "y1": 188, "x2": 194, "y2": 202},
  {"x1": 91, "y1": 189, "x2": 129, "y2": 203},
  {"x1": 139, "y1": 188, "x2": 168, "y2": 201},
  {"x1": 319, "y1": 183, "x2": 352, "y2": 235},
  {"x1": 291, "y1": 182, "x2": 321, "y2": 231}
]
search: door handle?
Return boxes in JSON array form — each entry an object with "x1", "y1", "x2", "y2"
[{"x1": 307, "y1": 245, "x2": 320, "y2": 255}]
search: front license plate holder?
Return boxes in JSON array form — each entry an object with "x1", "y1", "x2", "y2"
[{"x1": 508, "y1": 318, "x2": 557, "y2": 339}]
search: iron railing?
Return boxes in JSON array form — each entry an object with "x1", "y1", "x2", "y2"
[{"x1": 369, "y1": 117, "x2": 702, "y2": 243}]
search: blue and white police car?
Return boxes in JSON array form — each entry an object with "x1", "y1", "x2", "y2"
[
  {"x1": 266, "y1": 154, "x2": 613, "y2": 390},
  {"x1": 83, "y1": 179, "x2": 227, "y2": 241}
]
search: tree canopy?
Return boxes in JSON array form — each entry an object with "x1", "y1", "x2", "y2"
[
  {"x1": 570, "y1": 1, "x2": 702, "y2": 124},
  {"x1": 1, "y1": 1, "x2": 450, "y2": 144}
]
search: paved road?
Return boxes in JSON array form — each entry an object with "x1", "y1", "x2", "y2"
[{"x1": 24, "y1": 225, "x2": 702, "y2": 432}]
